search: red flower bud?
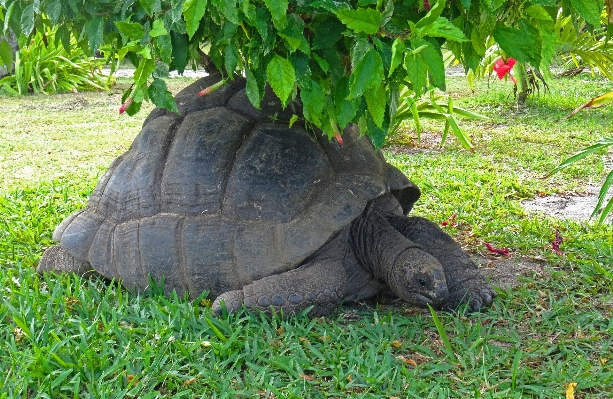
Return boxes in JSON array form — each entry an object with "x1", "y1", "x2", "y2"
[
  {"x1": 119, "y1": 97, "x2": 133, "y2": 114},
  {"x1": 197, "y1": 80, "x2": 225, "y2": 97},
  {"x1": 423, "y1": 0, "x2": 431, "y2": 11},
  {"x1": 334, "y1": 131, "x2": 343, "y2": 146}
]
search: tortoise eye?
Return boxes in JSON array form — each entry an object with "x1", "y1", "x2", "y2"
[{"x1": 417, "y1": 278, "x2": 428, "y2": 288}]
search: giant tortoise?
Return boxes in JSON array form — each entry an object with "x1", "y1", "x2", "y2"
[{"x1": 38, "y1": 74, "x2": 495, "y2": 316}]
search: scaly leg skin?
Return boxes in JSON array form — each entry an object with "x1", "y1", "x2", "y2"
[
  {"x1": 212, "y1": 259, "x2": 347, "y2": 317},
  {"x1": 386, "y1": 215, "x2": 496, "y2": 311},
  {"x1": 37, "y1": 245, "x2": 93, "y2": 276}
]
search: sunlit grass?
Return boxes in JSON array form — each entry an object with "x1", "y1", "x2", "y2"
[{"x1": 1, "y1": 74, "x2": 612, "y2": 397}]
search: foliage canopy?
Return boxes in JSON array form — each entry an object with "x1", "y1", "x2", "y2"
[{"x1": 0, "y1": 0, "x2": 611, "y2": 144}]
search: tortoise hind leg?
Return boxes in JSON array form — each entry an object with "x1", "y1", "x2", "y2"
[
  {"x1": 37, "y1": 245, "x2": 93, "y2": 277},
  {"x1": 212, "y1": 259, "x2": 347, "y2": 317},
  {"x1": 386, "y1": 215, "x2": 496, "y2": 311}
]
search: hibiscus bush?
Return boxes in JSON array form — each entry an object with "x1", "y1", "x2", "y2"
[{"x1": 0, "y1": 0, "x2": 611, "y2": 144}]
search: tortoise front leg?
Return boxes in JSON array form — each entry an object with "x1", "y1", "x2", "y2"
[
  {"x1": 385, "y1": 215, "x2": 496, "y2": 311},
  {"x1": 212, "y1": 259, "x2": 347, "y2": 317}
]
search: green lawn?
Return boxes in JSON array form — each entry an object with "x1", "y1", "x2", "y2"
[{"x1": 1, "y1": 74, "x2": 612, "y2": 398}]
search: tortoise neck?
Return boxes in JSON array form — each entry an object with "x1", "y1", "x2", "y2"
[{"x1": 349, "y1": 203, "x2": 419, "y2": 284}]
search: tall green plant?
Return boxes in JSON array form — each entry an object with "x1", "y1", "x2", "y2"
[
  {"x1": 0, "y1": 28, "x2": 110, "y2": 95},
  {"x1": 550, "y1": 91, "x2": 613, "y2": 223}
]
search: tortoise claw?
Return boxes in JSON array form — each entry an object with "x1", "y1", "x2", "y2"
[{"x1": 212, "y1": 290, "x2": 244, "y2": 315}]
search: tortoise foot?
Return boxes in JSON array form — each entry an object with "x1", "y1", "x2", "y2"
[
  {"x1": 212, "y1": 290, "x2": 245, "y2": 315},
  {"x1": 37, "y1": 245, "x2": 92, "y2": 276}
]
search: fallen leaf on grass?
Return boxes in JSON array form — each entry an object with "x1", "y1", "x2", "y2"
[
  {"x1": 484, "y1": 242, "x2": 511, "y2": 256},
  {"x1": 396, "y1": 355, "x2": 418, "y2": 367},
  {"x1": 551, "y1": 229, "x2": 564, "y2": 256},
  {"x1": 13, "y1": 327, "x2": 25, "y2": 343},
  {"x1": 299, "y1": 373, "x2": 316, "y2": 381},
  {"x1": 441, "y1": 213, "x2": 458, "y2": 227},
  {"x1": 566, "y1": 382, "x2": 577, "y2": 399},
  {"x1": 184, "y1": 378, "x2": 197, "y2": 386},
  {"x1": 391, "y1": 340, "x2": 403, "y2": 348}
]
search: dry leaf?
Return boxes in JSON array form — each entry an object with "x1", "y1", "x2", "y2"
[
  {"x1": 299, "y1": 337, "x2": 310, "y2": 344},
  {"x1": 13, "y1": 327, "x2": 25, "y2": 343},
  {"x1": 391, "y1": 340, "x2": 402, "y2": 348},
  {"x1": 566, "y1": 382, "x2": 577, "y2": 399},
  {"x1": 396, "y1": 355, "x2": 418, "y2": 367},
  {"x1": 184, "y1": 377, "x2": 197, "y2": 386},
  {"x1": 277, "y1": 326, "x2": 284, "y2": 336},
  {"x1": 299, "y1": 373, "x2": 316, "y2": 381},
  {"x1": 600, "y1": 358, "x2": 609, "y2": 366}
]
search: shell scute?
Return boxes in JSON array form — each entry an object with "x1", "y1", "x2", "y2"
[{"x1": 161, "y1": 108, "x2": 252, "y2": 216}]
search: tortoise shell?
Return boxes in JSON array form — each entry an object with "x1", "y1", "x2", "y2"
[{"x1": 53, "y1": 74, "x2": 420, "y2": 298}]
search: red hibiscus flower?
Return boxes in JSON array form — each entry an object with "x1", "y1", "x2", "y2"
[{"x1": 493, "y1": 57, "x2": 517, "y2": 84}]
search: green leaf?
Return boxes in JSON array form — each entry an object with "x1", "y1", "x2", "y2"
[
  {"x1": 312, "y1": 16, "x2": 344, "y2": 50},
  {"x1": 300, "y1": 79, "x2": 326, "y2": 126},
  {"x1": 213, "y1": 0, "x2": 240, "y2": 25},
  {"x1": 349, "y1": 48, "x2": 384, "y2": 99},
  {"x1": 366, "y1": 115, "x2": 387, "y2": 149},
  {"x1": 334, "y1": 77, "x2": 359, "y2": 129},
  {"x1": 115, "y1": 21, "x2": 146, "y2": 39},
  {"x1": 183, "y1": 0, "x2": 208, "y2": 39},
  {"x1": 415, "y1": 0, "x2": 447, "y2": 28},
  {"x1": 0, "y1": 39, "x2": 14, "y2": 68},
  {"x1": 155, "y1": 34, "x2": 173, "y2": 64},
  {"x1": 243, "y1": 1, "x2": 257, "y2": 21},
  {"x1": 45, "y1": 0, "x2": 62, "y2": 25},
  {"x1": 224, "y1": 43, "x2": 239, "y2": 74},
  {"x1": 335, "y1": 8, "x2": 382, "y2": 34},
  {"x1": 470, "y1": 28, "x2": 486, "y2": 56},
  {"x1": 389, "y1": 38, "x2": 405, "y2": 76},
  {"x1": 150, "y1": 19, "x2": 169, "y2": 38},
  {"x1": 364, "y1": 83, "x2": 386, "y2": 128},
  {"x1": 55, "y1": 24, "x2": 71, "y2": 54},
  {"x1": 264, "y1": 0, "x2": 288, "y2": 28},
  {"x1": 413, "y1": 39, "x2": 445, "y2": 90},
  {"x1": 148, "y1": 79, "x2": 179, "y2": 112},
  {"x1": 350, "y1": 38, "x2": 372, "y2": 70},
  {"x1": 245, "y1": 68, "x2": 262, "y2": 109},
  {"x1": 139, "y1": 0, "x2": 162, "y2": 16},
  {"x1": 20, "y1": 4, "x2": 35, "y2": 36},
  {"x1": 134, "y1": 58, "x2": 156, "y2": 86},
  {"x1": 570, "y1": 0, "x2": 604, "y2": 26},
  {"x1": 525, "y1": 5, "x2": 553, "y2": 21},
  {"x1": 594, "y1": 169, "x2": 613, "y2": 223},
  {"x1": 418, "y1": 17, "x2": 467, "y2": 42},
  {"x1": 266, "y1": 55, "x2": 295, "y2": 106},
  {"x1": 86, "y1": 17, "x2": 104, "y2": 54},
  {"x1": 404, "y1": 52, "x2": 427, "y2": 97},
  {"x1": 548, "y1": 138, "x2": 613, "y2": 176},
  {"x1": 493, "y1": 20, "x2": 542, "y2": 66},
  {"x1": 170, "y1": 31, "x2": 188, "y2": 73},
  {"x1": 171, "y1": 0, "x2": 187, "y2": 23},
  {"x1": 278, "y1": 14, "x2": 310, "y2": 54}
]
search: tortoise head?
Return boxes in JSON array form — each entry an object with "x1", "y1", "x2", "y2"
[{"x1": 387, "y1": 248, "x2": 449, "y2": 306}]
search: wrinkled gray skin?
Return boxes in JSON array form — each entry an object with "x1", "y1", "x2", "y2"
[{"x1": 38, "y1": 74, "x2": 495, "y2": 317}]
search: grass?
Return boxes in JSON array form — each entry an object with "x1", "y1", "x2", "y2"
[{"x1": 1, "y1": 74, "x2": 612, "y2": 398}]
